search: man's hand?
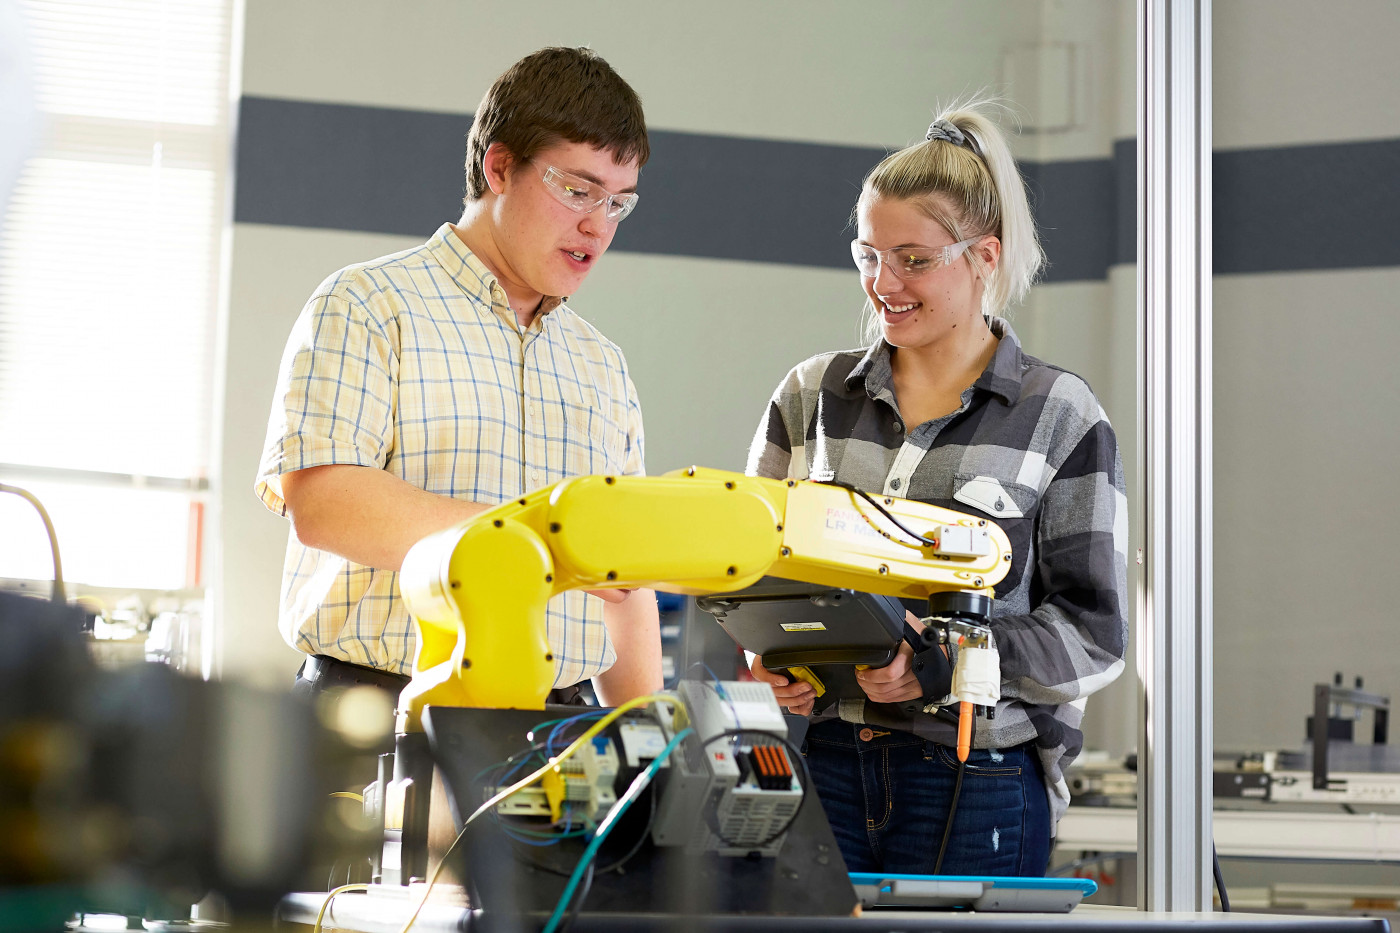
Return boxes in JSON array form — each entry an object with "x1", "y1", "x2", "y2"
[
  {"x1": 854, "y1": 641, "x2": 924, "y2": 704},
  {"x1": 749, "y1": 654, "x2": 816, "y2": 716},
  {"x1": 585, "y1": 587, "x2": 636, "y2": 604}
]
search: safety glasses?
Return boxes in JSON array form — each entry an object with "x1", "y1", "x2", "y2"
[
  {"x1": 850, "y1": 237, "x2": 982, "y2": 279},
  {"x1": 536, "y1": 164, "x2": 639, "y2": 222}
]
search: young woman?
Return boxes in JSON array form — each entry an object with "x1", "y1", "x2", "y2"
[{"x1": 746, "y1": 101, "x2": 1128, "y2": 876}]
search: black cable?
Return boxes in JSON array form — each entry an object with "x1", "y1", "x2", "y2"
[
  {"x1": 556, "y1": 856, "x2": 596, "y2": 933},
  {"x1": 821, "y1": 480, "x2": 938, "y2": 550},
  {"x1": 933, "y1": 711, "x2": 975, "y2": 874},
  {"x1": 933, "y1": 759, "x2": 966, "y2": 874},
  {"x1": 595, "y1": 781, "x2": 658, "y2": 873},
  {"x1": 698, "y1": 728, "x2": 812, "y2": 851},
  {"x1": 1212, "y1": 842, "x2": 1230, "y2": 912}
]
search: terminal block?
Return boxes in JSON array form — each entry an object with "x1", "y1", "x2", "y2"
[
  {"x1": 493, "y1": 734, "x2": 620, "y2": 824},
  {"x1": 651, "y1": 680, "x2": 800, "y2": 857}
]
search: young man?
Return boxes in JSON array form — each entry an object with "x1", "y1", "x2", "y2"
[{"x1": 255, "y1": 47, "x2": 661, "y2": 708}]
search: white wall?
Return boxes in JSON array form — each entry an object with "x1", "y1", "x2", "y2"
[{"x1": 1214, "y1": 0, "x2": 1400, "y2": 151}]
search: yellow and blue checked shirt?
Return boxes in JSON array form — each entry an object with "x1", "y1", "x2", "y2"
[{"x1": 256, "y1": 224, "x2": 645, "y2": 684}]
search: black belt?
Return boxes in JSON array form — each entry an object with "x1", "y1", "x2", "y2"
[
  {"x1": 299, "y1": 654, "x2": 410, "y2": 692},
  {"x1": 298, "y1": 654, "x2": 587, "y2": 706}
]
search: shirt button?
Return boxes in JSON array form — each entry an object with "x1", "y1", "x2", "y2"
[
  {"x1": 895, "y1": 422, "x2": 904, "y2": 433},
  {"x1": 890, "y1": 477, "x2": 902, "y2": 490},
  {"x1": 859, "y1": 728, "x2": 875, "y2": 742},
  {"x1": 530, "y1": 470, "x2": 540, "y2": 481}
]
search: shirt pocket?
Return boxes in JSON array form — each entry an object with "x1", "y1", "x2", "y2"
[
  {"x1": 560, "y1": 399, "x2": 627, "y2": 476},
  {"x1": 950, "y1": 472, "x2": 1038, "y2": 598},
  {"x1": 951, "y1": 472, "x2": 1038, "y2": 521}
]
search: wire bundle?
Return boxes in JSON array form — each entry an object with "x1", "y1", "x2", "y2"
[{"x1": 317, "y1": 684, "x2": 814, "y2": 933}]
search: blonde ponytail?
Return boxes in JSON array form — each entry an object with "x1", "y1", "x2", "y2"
[{"x1": 857, "y1": 96, "x2": 1043, "y2": 342}]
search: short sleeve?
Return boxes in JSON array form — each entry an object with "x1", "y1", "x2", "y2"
[{"x1": 254, "y1": 289, "x2": 396, "y2": 515}]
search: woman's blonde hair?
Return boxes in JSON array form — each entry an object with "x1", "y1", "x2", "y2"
[{"x1": 857, "y1": 96, "x2": 1044, "y2": 344}]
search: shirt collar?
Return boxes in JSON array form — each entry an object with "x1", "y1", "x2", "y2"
[
  {"x1": 845, "y1": 315, "x2": 1026, "y2": 405},
  {"x1": 425, "y1": 223, "x2": 566, "y2": 325},
  {"x1": 977, "y1": 316, "x2": 1026, "y2": 404}
]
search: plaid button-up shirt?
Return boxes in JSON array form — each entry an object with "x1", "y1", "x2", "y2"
[
  {"x1": 256, "y1": 224, "x2": 645, "y2": 684},
  {"x1": 746, "y1": 317, "x2": 1127, "y2": 825}
]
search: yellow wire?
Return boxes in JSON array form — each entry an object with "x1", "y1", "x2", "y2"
[
  {"x1": 73, "y1": 593, "x2": 106, "y2": 613},
  {"x1": 396, "y1": 693, "x2": 681, "y2": 933},
  {"x1": 313, "y1": 882, "x2": 368, "y2": 933},
  {"x1": 331, "y1": 791, "x2": 365, "y2": 802}
]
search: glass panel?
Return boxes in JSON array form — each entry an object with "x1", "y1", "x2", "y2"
[{"x1": 1209, "y1": 0, "x2": 1400, "y2": 910}]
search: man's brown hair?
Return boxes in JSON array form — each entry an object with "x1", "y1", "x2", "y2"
[{"x1": 464, "y1": 47, "x2": 649, "y2": 202}]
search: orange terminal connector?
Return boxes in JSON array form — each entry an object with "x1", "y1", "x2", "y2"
[{"x1": 957, "y1": 701, "x2": 973, "y2": 762}]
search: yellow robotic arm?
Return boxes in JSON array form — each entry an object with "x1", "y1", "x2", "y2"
[{"x1": 396, "y1": 466, "x2": 1011, "y2": 732}]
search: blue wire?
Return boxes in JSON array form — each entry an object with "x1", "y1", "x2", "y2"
[
  {"x1": 550, "y1": 709, "x2": 608, "y2": 746},
  {"x1": 540, "y1": 727, "x2": 693, "y2": 933},
  {"x1": 546, "y1": 709, "x2": 608, "y2": 757},
  {"x1": 495, "y1": 782, "x2": 595, "y2": 846},
  {"x1": 486, "y1": 711, "x2": 596, "y2": 788},
  {"x1": 496, "y1": 751, "x2": 542, "y2": 787},
  {"x1": 499, "y1": 825, "x2": 574, "y2": 846},
  {"x1": 704, "y1": 681, "x2": 740, "y2": 730},
  {"x1": 684, "y1": 660, "x2": 740, "y2": 729}
]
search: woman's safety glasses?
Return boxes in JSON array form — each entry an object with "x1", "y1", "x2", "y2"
[
  {"x1": 537, "y1": 164, "x2": 639, "y2": 222},
  {"x1": 851, "y1": 237, "x2": 981, "y2": 279}
]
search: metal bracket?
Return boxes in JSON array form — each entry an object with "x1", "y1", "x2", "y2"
[{"x1": 1311, "y1": 682, "x2": 1391, "y2": 790}]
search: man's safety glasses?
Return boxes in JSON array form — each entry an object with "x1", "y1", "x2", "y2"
[
  {"x1": 537, "y1": 164, "x2": 639, "y2": 222},
  {"x1": 851, "y1": 237, "x2": 981, "y2": 279}
]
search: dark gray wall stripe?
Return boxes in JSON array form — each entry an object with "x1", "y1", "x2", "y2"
[
  {"x1": 234, "y1": 97, "x2": 1400, "y2": 281},
  {"x1": 1114, "y1": 138, "x2": 1137, "y2": 269},
  {"x1": 607, "y1": 129, "x2": 880, "y2": 269},
  {"x1": 1022, "y1": 156, "x2": 1120, "y2": 283},
  {"x1": 1214, "y1": 138, "x2": 1400, "y2": 274},
  {"x1": 234, "y1": 96, "x2": 1110, "y2": 283},
  {"x1": 1091, "y1": 138, "x2": 1400, "y2": 275},
  {"x1": 235, "y1": 97, "x2": 469, "y2": 238}
]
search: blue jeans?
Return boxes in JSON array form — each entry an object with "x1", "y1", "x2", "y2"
[{"x1": 802, "y1": 719, "x2": 1051, "y2": 876}]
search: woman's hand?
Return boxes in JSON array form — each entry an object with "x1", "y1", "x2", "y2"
[
  {"x1": 855, "y1": 641, "x2": 924, "y2": 704},
  {"x1": 749, "y1": 654, "x2": 816, "y2": 716}
]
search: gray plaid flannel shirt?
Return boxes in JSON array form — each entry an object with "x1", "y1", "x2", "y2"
[{"x1": 746, "y1": 317, "x2": 1128, "y2": 826}]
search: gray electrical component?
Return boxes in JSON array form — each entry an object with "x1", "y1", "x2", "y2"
[{"x1": 650, "y1": 680, "x2": 802, "y2": 857}]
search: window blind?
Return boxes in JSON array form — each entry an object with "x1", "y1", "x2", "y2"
[{"x1": 0, "y1": 0, "x2": 232, "y2": 590}]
